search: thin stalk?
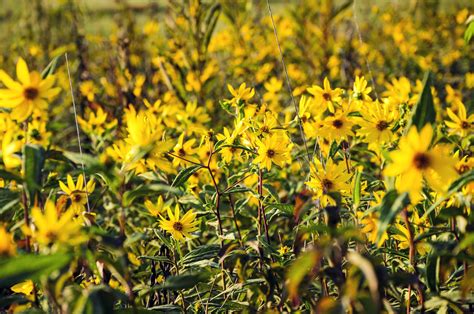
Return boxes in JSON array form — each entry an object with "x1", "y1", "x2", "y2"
[{"x1": 228, "y1": 194, "x2": 243, "y2": 247}]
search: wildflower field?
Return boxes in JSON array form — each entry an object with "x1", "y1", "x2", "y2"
[{"x1": 0, "y1": 0, "x2": 473, "y2": 313}]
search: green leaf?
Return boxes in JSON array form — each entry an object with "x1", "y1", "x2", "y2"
[
  {"x1": 72, "y1": 284, "x2": 127, "y2": 314},
  {"x1": 286, "y1": 250, "x2": 320, "y2": 301},
  {"x1": 464, "y1": 18, "x2": 474, "y2": 44},
  {"x1": 347, "y1": 252, "x2": 380, "y2": 307},
  {"x1": 63, "y1": 151, "x2": 100, "y2": 168},
  {"x1": 352, "y1": 170, "x2": 362, "y2": 209},
  {"x1": 171, "y1": 165, "x2": 202, "y2": 188},
  {"x1": 149, "y1": 271, "x2": 210, "y2": 292},
  {"x1": 0, "y1": 169, "x2": 23, "y2": 182},
  {"x1": 22, "y1": 144, "x2": 45, "y2": 204},
  {"x1": 0, "y1": 254, "x2": 71, "y2": 288},
  {"x1": 182, "y1": 244, "x2": 221, "y2": 267},
  {"x1": 138, "y1": 256, "x2": 171, "y2": 263},
  {"x1": 406, "y1": 71, "x2": 435, "y2": 132},
  {"x1": 376, "y1": 190, "x2": 409, "y2": 243},
  {"x1": 426, "y1": 252, "x2": 440, "y2": 293},
  {"x1": 122, "y1": 184, "x2": 182, "y2": 207},
  {"x1": 41, "y1": 55, "x2": 61, "y2": 79}
]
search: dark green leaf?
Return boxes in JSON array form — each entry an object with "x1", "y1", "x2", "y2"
[
  {"x1": 0, "y1": 169, "x2": 23, "y2": 182},
  {"x1": 182, "y1": 244, "x2": 220, "y2": 266},
  {"x1": 0, "y1": 254, "x2": 71, "y2": 288},
  {"x1": 376, "y1": 191, "x2": 409, "y2": 243},
  {"x1": 171, "y1": 165, "x2": 202, "y2": 188},
  {"x1": 426, "y1": 253, "x2": 440, "y2": 293},
  {"x1": 406, "y1": 71, "x2": 435, "y2": 131},
  {"x1": 22, "y1": 144, "x2": 45, "y2": 204}
]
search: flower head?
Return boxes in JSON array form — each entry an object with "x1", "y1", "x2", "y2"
[
  {"x1": 58, "y1": 174, "x2": 95, "y2": 215},
  {"x1": 384, "y1": 125, "x2": 458, "y2": 203},
  {"x1": 159, "y1": 205, "x2": 199, "y2": 241},
  {"x1": 0, "y1": 58, "x2": 60, "y2": 122},
  {"x1": 31, "y1": 200, "x2": 87, "y2": 247},
  {"x1": 307, "y1": 77, "x2": 343, "y2": 113},
  {"x1": 253, "y1": 133, "x2": 292, "y2": 171}
]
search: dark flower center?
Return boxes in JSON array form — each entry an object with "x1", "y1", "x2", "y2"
[
  {"x1": 458, "y1": 165, "x2": 469, "y2": 174},
  {"x1": 322, "y1": 93, "x2": 331, "y2": 101},
  {"x1": 413, "y1": 152, "x2": 431, "y2": 170},
  {"x1": 178, "y1": 148, "x2": 186, "y2": 157},
  {"x1": 266, "y1": 149, "x2": 275, "y2": 158},
  {"x1": 461, "y1": 121, "x2": 470, "y2": 129},
  {"x1": 332, "y1": 119, "x2": 343, "y2": 128},
  {"x1": 24, "y1": 87, "x2": 39, "y2": 100},
  {"x1": 173, "y1": 222, "x2": 183, "y2": 231},
  {"x1": 376, "y1": 120, "x2": 389, "y2": 131},
  {"x1": 71, "y1": 193, "x2": 83, "y2": 203},
  {"x1": 261, "y1": 126, "x2": 270, "y2": 133},
  {"x1": 322, "y1": 179, "x2": 334, "y2": 192}
]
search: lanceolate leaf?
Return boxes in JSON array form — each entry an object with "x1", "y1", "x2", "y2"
[
  {"x1": 426, "y1": 253, "x2": 440, "y2": 293},
  {"x1": 22, "y1": 144, "x2": 45, "y2": 205},
  {"x1": 406, "y1": 71, "x2": 435, "y2": 132},
  {"x1": 171, "y1": 165, "x2": 203, "y2": 188},
  {"x1": 376, "y1": 190, "x2": 409, "y2": 243}
]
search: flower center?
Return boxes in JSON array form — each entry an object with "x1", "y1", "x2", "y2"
[
  {"x1": 266, "y1": 149, "x2": 275, "y2": 158},
  {"x1": 178, "y1": 148, "x2": 186, "y2": 157},
  {"x1": 413, "y1": 152, "x2": 431, "y2": 170},
  {"x1": 458, "y1": 165, "x2": 469, "y2": 174},
  {"x1": 332, "y1": 119, "x2": 343, "y2": 128},
  {"x1": 322, "y1": 93, "x2": 331, "y2": 101},
  {"x1": 322, "y1": 179, "x2": 333, "y2": 192},
  {"x1": 71, "y1": 193, "x2": 83, "y2": 203},
  {"x1": 24, "y1": 87, "x2": 39, "y2": 100},
  {"x1": 261, "y1": 126, "x2": 270, "y2": 133},
  {"x1": 376, "y1": 120, "x2": 389, "y2": 131},
  {"x1": 461, "y1": 121, "x2": 470, "y2": 129},
  {"x1": 173, "y1": 222, "x2": 183, "y2": 231}
]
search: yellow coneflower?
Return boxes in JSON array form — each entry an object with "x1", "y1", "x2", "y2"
[
  {"x1": 159, "y1": 205, "x2": 199, "y2": 241},
  {"x1": 0, "y1": 57, "x2": 60, "y2": 122}
]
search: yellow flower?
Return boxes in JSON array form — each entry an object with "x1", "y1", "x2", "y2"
[
  {"x1": 307, "y1": 77, "x2": 342, "y2": 113},
  {"x1": 11, "y1": 280, "x2": 34, "y2": 301},
  {"x1": 31, "y1": 200, "x2": 87, "y2": 246},
  {"x1": 384, "y1": 125, "x2": 458, "y2": 203},
  {"x1": 352, "y1": 75, "x2": 372, "y2": 103},
  {"x1": 306, "y1": 158, "x2": 352, "y2": 207},
  {"x1": 58, "y1": 174, "x2": 95, "y2": 215},
  {"x1": 1, "y1": 130, "x2": 22, "y2": 169},
  {"x1": 357, "y1": 100, "x2": 396, "y2": 148},
  {"x1": 0, "y1": 58, "x2": 60, "y2": 122},
  {"x1": 79, "y1": 80, "x2": 98, "y2": 102},
  {"x1": 357, "y1": 211, "x2": 388, "y2": 247},
  {"x1": 145, "y1": 196, "x2": 169, "y2": 217},
  {"x1": 0, "y1": 226, "x2": 16, "y2": 256},
  {"x1": 159, "y1": 205, "x2": 199, "y2": 241},
  {"x1": 123, "y1": 106, "x2": 174, "y2": 174},
  {"x1": 392, "y1": 223, "x2": 429, "y2": 256},
  {"x1": 445, "y1": 101, "x2": 473, "y2": 137},
  {"x1": 172, "y1": 134, "x2": 199, "y2": 167},
  {"x1": 216, "y1": 120, "x2": 247, "y2": 164},
  {"x1": 320, "y1": 109, "x2": 355, "y2": 142},
  {"x1": 277, "y1": 245, "x2": 291, "y2": 256},
  {"x1": 78, "y1": 106, "x2": 117, "y2": 135},
  {"x1": 227, "y1": 83, "x2": 255, "y2": 104},
  {"x1": 383, "y1": 77, "x2": 415, "y2": 106},
  {"x1": 253, "y1": 133, "x2": 292, "y2": 171}
]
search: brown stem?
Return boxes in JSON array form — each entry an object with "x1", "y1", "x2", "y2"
[
  {"x1": 228, "y1": 194, "x2": 243, "y2": 247},
  {"x1": 402, "y1": 207, "x2": 424, "y2": 313},
  {"x1": 205, "y1": 150, "x2": 226, "y2": 292}
]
